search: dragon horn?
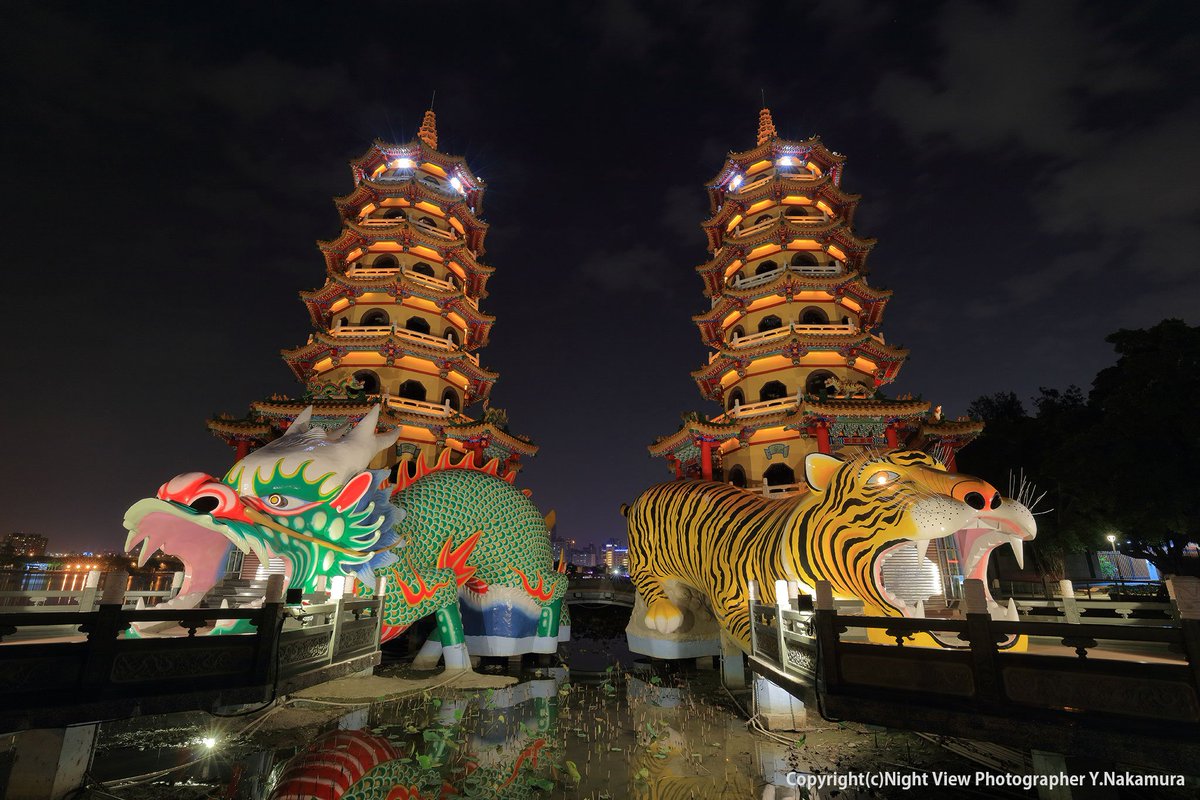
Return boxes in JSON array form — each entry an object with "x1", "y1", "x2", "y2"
[{"x1": 281, "y1": 406, "x2": 316, "y2": 438}]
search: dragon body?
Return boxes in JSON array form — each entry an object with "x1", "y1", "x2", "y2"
[{"x1": 123, "y1": 406, "x2": 567, "y2": 665}]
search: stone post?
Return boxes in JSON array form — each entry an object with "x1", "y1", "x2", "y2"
[
  {"x1": 812, "y1": 580, "x2": 840, "y2": 690},
  {"x1": 963, "y1": 578, "x2": 1002, "y2": 709},
  {"x1": 748, "y1": 580, "x2": 759, "y2": 658},
  {"x1": 5, "y1": 724, "x2": 99, "y2": 800},
  {"x1": 79, "y1": 570, "x2": 101, "y2": 611},
  {"x1": 1059, "y1": 579, "x2": 1081, "y2": 624}
]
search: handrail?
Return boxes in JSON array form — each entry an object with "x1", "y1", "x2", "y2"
[
  {"x1": 731, "y1": 263, "x2": 842, "y2": 289},
  {"x1": 729, "y1": 322, "x2": 858, "y2": 348},
  {"x1": 726, "y1": 396, "x2": 797, "y2": 418}
]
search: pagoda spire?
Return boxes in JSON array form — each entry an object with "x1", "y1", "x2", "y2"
[
  {"x1": 418, "y1": 109, "x2": 438, "y2": 150},
  {"x1": 756, "y1": 107, "x2": 777, "y2": 145}
]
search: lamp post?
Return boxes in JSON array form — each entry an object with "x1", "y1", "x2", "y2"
[{"x1": 1106, "y1": 534, "x2": 1124, "y2": 598}]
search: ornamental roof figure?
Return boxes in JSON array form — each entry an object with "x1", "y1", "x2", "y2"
[
  {"x1": 757, "y1": 106, "x2": 777, "y2": 145},
  {"x1": 418, "y1": 109, "x2": 438, "y2": 149}
]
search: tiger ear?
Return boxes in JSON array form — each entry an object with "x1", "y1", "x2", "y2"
[{"x1": 804, "y1": 453, "x2": 843, "y2": 492}]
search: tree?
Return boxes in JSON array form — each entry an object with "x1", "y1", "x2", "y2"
[{"x1": 963, "y1": 320, "x2": 1200, "y2": 579}]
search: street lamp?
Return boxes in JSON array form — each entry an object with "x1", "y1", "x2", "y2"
[{"x1": 1106, "y1": 534, "x2": 1124, "y2": 597}]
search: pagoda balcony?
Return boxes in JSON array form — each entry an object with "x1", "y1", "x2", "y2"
[
  {"x1": 402, "y1": 269, "x2": 457, "y2": 291},
  {"x1": 732, "y1": 175, "x2": 771, "y2": 195},
  {"x1": 730, "y1": 218, "x2": 775, "y2": 238},
  {"x1": 415, "y1": 221, "x2": 458, "y2": 241},
  {"x1": 723, "y1": 395, "x2": 798, "y2": 418},
  {"x1": 730, "y1": 213, "x2": 829, "y2": 241},
  {"x1": 358, "y1": 217, "x2": 405, "y2": 227},
  {"x1": 724, "y1": 322, "x2": 858, "y2": 349},
  {"x1": 384, "y1": 395, "x2": 462, "y2": 419},
  {"x1": 729, "y1": 263, "x2": 842, "y2": 289},
  {"x1": 346, "y1": 265, "x2": 400, "y2": 278}
]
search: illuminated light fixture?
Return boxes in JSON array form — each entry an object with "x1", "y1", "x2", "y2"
[
  {"x1": 201, "y1": 736, "x2": 216, "y2": 749},
  {"x1": 393, "y1": 157, "x2": 415, "y2": 169},
  {"x1": 449, "y1": 176, "x2": 463, "y2": 193},
  {"x1": 777, "y1": 156, "x2": 794, "y2": 167},
  {"x1": 729, "y1": 174, "x2": 744, "y2": 190}
]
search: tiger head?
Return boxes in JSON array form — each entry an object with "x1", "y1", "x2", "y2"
[{"x1": 793, "y1": 450, "x2": 1035, "y2": 642}]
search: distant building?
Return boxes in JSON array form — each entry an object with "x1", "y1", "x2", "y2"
[
  {"x1": 602, "y1": 538, "x2": 629, "y2": 570},
  {"x1": 5, "y1": 533, "x2": 47, "y2": 557},
  {"x1": 570, "y1": 543, "x2": 597, "y2": 567}
]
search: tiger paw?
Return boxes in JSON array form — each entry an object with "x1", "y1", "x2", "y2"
[{"x1": 645, "y1": 598, "x2": 684, "y2": 634}]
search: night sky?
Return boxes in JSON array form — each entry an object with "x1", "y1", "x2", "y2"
[{"x1": 2, "y1": 2, "x2": 1196, "y2": 553}]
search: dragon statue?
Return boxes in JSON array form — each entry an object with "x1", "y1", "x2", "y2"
[
  {"x1": 123, "y1": 406, "x2": 567, "y2": 668},
  {"x1": 623, "y1": 449, "x2": 1036, "y2": 652}
]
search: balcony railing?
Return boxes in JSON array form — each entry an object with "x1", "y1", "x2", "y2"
[
  {"x1": 415, "y1": 221, "x2": 457, "y2": 240},
  {"x1": 402, "y1": 269, "x2": 456, "y2": 291},
  {"x1": 732, "y1": 175, "x2": 771, "y2": 195},
  {"x1": 725, "y1": 396, "x2": 798, "y2": 418},
  {"x1": 730, "y1": 263, "x2": 842, "y2": 289},
  {"x1": 385, "y1": 396, "x2": 458, "y2": 418},
  {"x1": 358, "y1": 216, "x2": 405, "y2": 227},
  {"x1": 761, "y1": 482, "x2": 804, "y2": 497},
  {"x1": 728, "y1": 322, "x2": 858, "y2": 349},
  {"x1": 346, "y1": 265, "x2": 400, "y2": 278},
  {"x1": 783, "y1": 212, "x2": 830, "y2": 225},
  {"x1": 731, "y1": 218, "x2": 775, "y2": 238}
]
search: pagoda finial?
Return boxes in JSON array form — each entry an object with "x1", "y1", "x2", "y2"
[
  {"x1": 418, "y1": 109, "x2": 438, "y2": 150},
  {"x1": 757, "y1": 106, "x2": 777, "y2": 146}
]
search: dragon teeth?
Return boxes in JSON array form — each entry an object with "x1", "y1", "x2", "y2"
[
  {"x1": 247, "y1": 538, "x2": 273, "y2": 567},
  {"x1": 136, "y1": 541, "x2": 155, "y2": 568}
]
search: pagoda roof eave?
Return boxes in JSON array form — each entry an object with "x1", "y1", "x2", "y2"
[
  {"x1": 350, "y1": 139, "x2": 482, "y2": 185},
  {"x1": 441, "y1": 420, "x2": 539, "y2": 457},
  {"x1": 918, "y1": 420, "x2": 986, "y2": 438},
  {"x1": 333, "y1": 180, "x2": 489, "y2": 235},
  {"x1": 699, "y1": 177, "x2": 862, "y2": 231},
  {"x1": 704, "y1": 136, "x2": 848, "y2": 189},
  {"x1": 647, "y1": 422, "x2": 740, "y2": 457},
  {"x1": 691, "y1": 271, "x2": 893, "y2": 314},
  {"x1": 280, "y1": 333, "x2": 501, "y2": 380}
]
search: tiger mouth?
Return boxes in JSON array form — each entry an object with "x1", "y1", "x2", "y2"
[{"x1": 872, "y1": 506, "x2": 1035, "y2": 647}]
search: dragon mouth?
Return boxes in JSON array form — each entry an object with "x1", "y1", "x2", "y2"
[
  {"x1": 122, "y1": 498, "x2": 295, "y2": 615},
  {"x1": 870, "y1": 504, "x2": 1035, "y2": 646}
]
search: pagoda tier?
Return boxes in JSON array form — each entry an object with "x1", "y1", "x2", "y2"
[
  {"x1": 209, "y1": 110, "x2": 536, "y2": 475},
  {"x1": 649, "y1": 108, "x2": 978, "y2": 495},
  {"x1": 299, "y1": 273, "x2": 496, "y2": 349}
]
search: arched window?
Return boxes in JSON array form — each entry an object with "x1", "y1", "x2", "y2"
[
  {"x1": 806, "y1": 370, "x2": 836, "y2": 396},
  {"x1": 755, "y1": 260, "x2": 778, "y2": 276},
  {"x1": 790, "y1": 251, "x2": 818, "y2": 267},
  {"x1": 373, "y1": 253, "x2": 399, "y2": 269},
  {"x1": 404, "y1": 316, "x2": 431, "y2": 334},
  {"x1": 759, "y1": 381, "x2": 788, "y2": 402},
  {"x1": 440, "y1": 388, "x2": 460, "y2": 411},
  {"x1": 443, "y1": 328, "x2": 459, "y2": 345},
  {"x1": 800, "y1": 307, "x2": 828, "y2": 325},
  {"x1": 764, "y1": 463, "x2": 796, "y2": 487},
  {"x1": 754, "y1": 214, "x2": 771, "y2": 225},
  {"x1": 728, "y1": 326, "x2": 744, "y2": 342},
  {"x1": 360, "y1": 309, "x2": 390, "y2": 326},
  {"x1": 353, "y1": 370, "x2": 380, "y2": 394},
  {"x1": 726, "y1": 388, "x2": 745, "y2": 411},
  {"x1": 410, "y1": 261, "x2": 435, "y2": 277},
  {"x1": 418, "y1": 216, "x2": 438, "y2": 229},
  {"x1": 758, "y1": 315, "x2": 783, "y2": 333},
  {"x1": 338, "y1": 316, "x2": 349, "y2": 327},
  {"x1": 397, "y1": 380, "x2": 427, "y2": 402},
  {"x1": 728, "y1": 465, "x2": 747, "y2": 489},
  {"x1": 381, "y1": 207, "x2": 405, "y2": 219}
]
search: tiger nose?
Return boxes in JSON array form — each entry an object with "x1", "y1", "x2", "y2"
[{"x1": 952, "y1": 479, "x2": 1001, "y2": 511}]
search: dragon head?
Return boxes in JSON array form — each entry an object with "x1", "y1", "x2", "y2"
[
  {"x1": 798, "y1": 449, "x2": 1036, "y2": 638},
  {"x1": 123, "y1": 406, "x2": 402, "y2": 607}
]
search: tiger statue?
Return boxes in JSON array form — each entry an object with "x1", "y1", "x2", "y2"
[{"x1": 623, "y1": 449, "x2": 1036, "y2": 651}]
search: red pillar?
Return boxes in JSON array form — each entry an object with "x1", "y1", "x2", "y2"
[
  {"x1": 234, "y1": 439, "x2": 252, "y2": 460},
  {"x1": 700, "y1": 440, "x2": 714, "y2": 482},
  {"x1": 815, "y1": 424, "x2": 831, "y2": 455},
  {"x1": 885, "y1": 424, "x2": 899, "y2": 449}
]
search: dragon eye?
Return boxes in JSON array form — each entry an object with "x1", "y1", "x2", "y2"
[
  {"x1": 263, "y1": 494, "x2": 300, "y2": 509},
  {"x1": 869, "y1": 470, "x2": 900, "y2": 486}
]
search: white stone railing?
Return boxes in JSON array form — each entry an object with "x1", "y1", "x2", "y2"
[
  {"x1": 732, "y1": 175, "x2": 771, "y2": 194},
  {"x1": 346, "y1": 265, "x2": 400, "y2": 278},
  {"x1": 726, "y1": 396, "x2": 798, "y2": 418},
  {"x1": 731, "y1": 263, "x2": 842, "y2": 289},
  {"x1": 732, "y1": 218, "x2": 776, "y2": 238},
  {"x1": 761, "y1": 482, "x2": 804, "y2": 497},
  {"x1": 728, "y1": 322, "x2": 857, "y2": 348},
  {"x1": 358, "y1": 217, "x2": 404, "y2": 227},
  {"x1": 402, "y1": 269, "x2": 456, "y2": 291},
  {"x1": 783, "y1": 212, "x2": 830, "y2": 225},
  {"x1": 415, "y1": 221, "x2": 457, "y2": 240},
  {"x1": 386, "y1": 396, "x2": 457, "y2": 418}
]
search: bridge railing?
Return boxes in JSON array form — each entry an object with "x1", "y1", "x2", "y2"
[
  {"x1": 748, "y1": 577, "x2": 1200, "y2": 744},
  {"x1": 0, "y1": 570, "x2": 183, "y2": 612},
  {"x1": 0, "y1": 573, "x2": 384, "y2": 731}
]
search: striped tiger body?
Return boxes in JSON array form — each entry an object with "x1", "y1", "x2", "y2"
[{"x1": 626, "y1": 450, "x2": 1036, "y2": 651}]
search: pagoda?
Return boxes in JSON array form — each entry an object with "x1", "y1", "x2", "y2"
[
  {"x1": 649, "y1": 108, "x2": 980, "y2": 493},
  {"x1": 209, "y1": 110, "x2": 537, "y2": 478}
]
